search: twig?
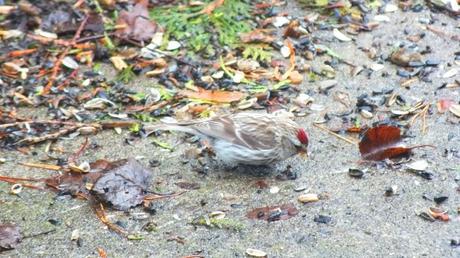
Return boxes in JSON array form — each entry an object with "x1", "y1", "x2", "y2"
[
  {"x1": 94, "y1": 203, "x2": 128, "y2": 236},
  {"x1": 16, "y1": 125, "x2": 81, "y2": 146},
  {"x1": 0, "y1": 176, "x2": 44, "y2": 190},
  {"x1": 313, "y1": 123, "x2": 359, "y2": 145},
  {"x1": 43, "y1": 15, "x2": 89, "y2": 94},
  {"x1": 18, "y1": 162, "x2": 62, "y2": 171},
  {"x1": 23, "y1": 229, "x2": 57, "y2": 239},
  {"x1": 68, "y1": 137, "x2": 89, "y2": 164}
]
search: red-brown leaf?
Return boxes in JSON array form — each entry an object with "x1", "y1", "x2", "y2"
[{"x1": 359, "y1": 125, "x2": 412, "y2": 161}]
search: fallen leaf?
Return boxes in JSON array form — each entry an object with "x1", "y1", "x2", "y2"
[
  {"x1": 247, "y1": 203, "x2": 298, "y2": 222},
  {"x1": 240, "y1": 30, "x2": 275, "y2": 43},
  {"x1": 179, "y1": 88, "x2": 245, "y2": 103},
  {"x1": 115, "y1": 0, "x2": 159, "y2": 42},
  {"x1": 359, "y1": 125, "x2": 432, "y2": 161},
  {"x1": 449, "y1": 104, "x2": 460, "y2": 117},
  {"x1": 0, "y1": 224, "x2": 21, "y2": 251},
  {"x1": 92, "y1": 159, "x2": 152, "y2": 211},
  {"x1": 199, "y1": 0, "x2": 224, "y2": 15},
  {"x1": 437, "y1": 99, "x2": 454, "y2": 113}
]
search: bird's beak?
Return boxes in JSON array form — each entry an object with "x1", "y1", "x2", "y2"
[{"x1": 297, "y1": 146, "x2": 308, "y2": 158}]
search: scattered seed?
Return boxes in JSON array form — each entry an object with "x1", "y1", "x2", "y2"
[
  {"x1": 370, "y1": 63, "x2": 384, "y2": 71},
  {"x1": 210, "y1": 211, "x2": 226, "y2": 220},
  {"x1": 62, "y1": 56, "x2": 79, "y2": 70},
  {"x1": 443, "y1": 68, "x2": 458, "y2": 78},
  {"x1": 384, "y1": 185, "x2": 398, "y2": 196},
  {"x1": 314, "y1": 215, "x2": 332, "y2": 224},
  {"x1": 10, "y1": 184, "x2": 22, "y2": 195},
  {"x1": 70, "y1": 229, "x2": 80, "y2": 241},
  {"x1": 360, "y1": 109, "x2": 373, "y2": 119},
  {"x1": 449, "y1": 104, "x2": 460, "y2": 117},
  {"x1": 246, "y1": 248, "x2": 267, "y2": 257},
  {"x1": 333, "y1": 28, "x2": 352, "y2": 42},
  {"x1": 428, "y1": 207, "x2": 449, "y2": 221},
  {"x1": 273, "y1": 16, "x2": 290, "y2": 27},
  {"x1": 166, "y1": 41, "x2": 181, "y2": 51},
  {"x1": 280, "y1": 45, "x2": 291, "y2": 58},
  {"x1": 298, "y1": 193, "x2": 319, "y2": 203},
  {"x1": 384, "y1": 3, "x2": 398, "y2": 12},
  {"x1": 418, "y1": 211, "x2": 435, "y2": 222},
  {"x1": 294, "y1": 186, "x2": 307, "y2": 192},
  {"x1": 348, "y1": 168, "x2": 364, "y2": 178},
  {"x1": 416, "y1": 171, "x2": 434, "y2": 180},
  {"x1": 373, "y1": 15, "x2": 390, "y2": 22},
  {"x1": 269, "y1": 186, "x2": 280, "y2": 194},
  {"x1": 406, "y1": 160, "x2": 428, "y2": 171}
]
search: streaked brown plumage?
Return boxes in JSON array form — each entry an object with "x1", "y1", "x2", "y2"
[{"x1": 145, "y1": 112, "x2": 309, "y2": 166}]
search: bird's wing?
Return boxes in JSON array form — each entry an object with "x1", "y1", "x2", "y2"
[{"x1": 191, "y1": 114, "x2": 277, "y2": 150}]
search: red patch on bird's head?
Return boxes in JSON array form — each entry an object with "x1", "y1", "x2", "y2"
[{"x1": 297, "y1": 129, "x2": 309, "y2": 146}]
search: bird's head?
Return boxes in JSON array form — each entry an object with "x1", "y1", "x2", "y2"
[{"x1": 295, "y1": 128, "x2": 309, "y2": 154}]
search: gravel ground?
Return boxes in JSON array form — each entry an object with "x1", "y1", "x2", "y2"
[{"x1": 1, "y1": 2, "x2": 460, "y2": 258}]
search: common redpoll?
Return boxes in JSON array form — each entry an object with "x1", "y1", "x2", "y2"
[{"x1": 145, "y1": 112, "x2": 308, "y2": 166}]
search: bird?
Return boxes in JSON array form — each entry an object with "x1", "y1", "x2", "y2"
[{"x1": 144, "y1": 112, "x2": 309, "y2": 166}]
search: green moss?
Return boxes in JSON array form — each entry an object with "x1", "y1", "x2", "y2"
[
  {"x1": 150, "y1": 0, "x2": 252, "y2": 54},
  {"x1": 241, "y1": 43, "x2": 272, "y2": 62},
  {"x1": 116, "y1": 66, "x2": 135, "y2": 84}
]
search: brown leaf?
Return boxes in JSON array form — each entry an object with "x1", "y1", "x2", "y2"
[
  {"x1": 359, "y1": 125, "x2": 433, "y2": 161},
  {"x1": 115, "y1": 0, "x2": 159, "y2": 42},
  {"x1": 91, "y1": 159, "x2": 152, "y2": 211},
  {"x1": 179, "y1": 88, "x2": 245, "y2": 103},
  {"x1": 240, "y1": 29, "x2": 276, "y2": 44},
  {"x1": 247, "y1": 203, "x2": 298, "y2": 222},
  {"x1": 359, "y1": 125, "x2": 412, "y2": 161},
  {"x1": 0, "y1": 224, "x2": 21, "y2": 251},
  {"x1": 199, "y1": 0, "x2": 225, "y2": 15}
]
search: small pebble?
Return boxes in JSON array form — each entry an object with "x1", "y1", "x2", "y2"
[{"x1": 314, "y1": 215, "x2": 332, "y2": 224}]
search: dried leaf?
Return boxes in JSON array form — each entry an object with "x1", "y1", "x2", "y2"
[
  {"x1": 115, "y1": 0, "x2": 159, "y2": 42},
  {"x1": 247, "y1": 203, "x2": 298, "y2": 222},
  {"x1": 92, "y1": 159, "x2": 153, "y2": 211},
  {"x1": 449, "y1": 104, "x2": 460, "y2": 117},
  {"x1": 179, "y1": 88, "x2": 245, "y2": 103},
  {"x1": 0, "y1": 224, "x2": 21, "y2": 250},
  {"x1": 240, "y1": 30, "x2": 275, "y2": 43},
  {"x1": 437, "y1": 99, "x2": 454, "y2": 113},
  {"x1": 199, "y1": 0, "x2": 225, "y2": 15},
  {"x1": 359, "y1": 125, "x2": 417, "y2": 161}
]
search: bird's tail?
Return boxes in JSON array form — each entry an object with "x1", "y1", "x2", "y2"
[{"x1": 143, "y1": 117, "x2": 200, "y2": 136}]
